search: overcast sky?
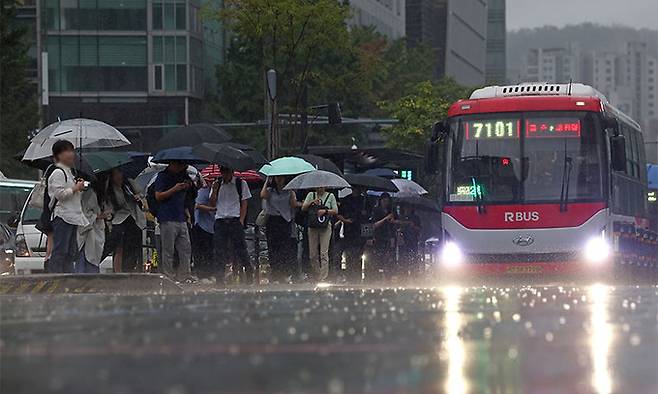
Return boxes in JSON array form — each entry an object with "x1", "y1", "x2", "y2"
[{"x1": 506, "y1": 0, "x2": 658, "y2": 31}]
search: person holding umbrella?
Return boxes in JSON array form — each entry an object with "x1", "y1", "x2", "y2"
[
  {"x1": 47, "y1": 140, "x2": 89, "y2": 273},
  {"x1": 302, "y1": 186, "x2": 338, "y2": 282},
  {"x1": 260, "y1": 176, "x2": 299, "y2": 283},
  {"x1": 105, "y1": 168, "x2": 147, "y2": 273},
  {"x1": 396, "y1": 204, "x2": 422, "y2": 276},
  {"x1": 336, "y1": 187, "x2": 370, "y2": 282},
  {"x1": 209, "y1": 166, "x2": 253, "y2": 285},
  {"x1": 153, "y1": 160, "x2": 195, "y2": 283},
  {"x1": 191, "y1": 173, "x2": 217, "y2": 279},
  {"x1": 370, "y1": 193, "x2": 396, "y2": 278},
  {"x1": 285, "y1": 170, "x2": 349, "y2": 282}
]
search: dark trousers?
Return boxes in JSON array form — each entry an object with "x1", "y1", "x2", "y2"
[
  {"x1": 191, "y1": 225, "x2": 214, "y2": 278},
  {"x1": 343, "y1": 238, "x2": 365, "y2": 281},
  {"x1": 105, "y1": 216, "x2": 142, "y2": 272},
  {"x1": 372, "y1": 238, "x2": 394, "y2": 277},
  {"x1": 399, "y1": 243, "x2": 421, "y2": 275},
  {"x1": 300, "y1": 225, "x2": 310, "y2": 275},
  {"x1": 214, "y1": 218, "x2": 252, "y2": 282},
  {"x1": 265, "y1": 216, "x2": 296, "y2": 281},
  {"x1": 50, "y1": 217, "x2": 77, "y2": 273}
]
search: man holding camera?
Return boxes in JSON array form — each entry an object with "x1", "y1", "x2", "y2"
[
  {"x1": 154, "y1": 161, "x2": 195, "y2": 283},
  {"x1": 48, "y1": 140, "x2": 89, "y2": 273}
]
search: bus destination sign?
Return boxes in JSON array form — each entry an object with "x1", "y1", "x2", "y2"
[{"x1": 526, "y1": 118, "x2": 581, "y2": 138}]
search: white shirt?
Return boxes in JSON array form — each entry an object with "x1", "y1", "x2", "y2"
[
  {"x1": 215, "y1": 178, "x2": 251, "y2": 219},
  {"x1": 48, "y1": 163, "x2": 89, "y2": 227}
]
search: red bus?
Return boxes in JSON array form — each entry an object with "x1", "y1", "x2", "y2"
[{"x1": 426, "y1": 83, "x2": 657, "y2": 276}]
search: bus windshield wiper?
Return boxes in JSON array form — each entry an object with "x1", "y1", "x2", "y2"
[
  {"x1": 471, "y1": 176, "x2": 487, "y2": 214},
  {"x1": 559, "y1": 142, "x2": 573, "y2": 212}
]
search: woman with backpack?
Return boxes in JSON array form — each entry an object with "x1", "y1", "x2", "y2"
[
  {"x1": 302, "y1": 186, "x2": 337, "y2": 282},
  {"x1": 105, "y1": 168, "x2": 146, "y2": 272}
]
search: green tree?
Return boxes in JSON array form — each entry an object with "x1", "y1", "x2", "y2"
[
  {"x1": 379, "y1": 78, "x2": 473, "y2": 152},
  {"x1": 0, "y1": 0, "x2": 39, "y2": 178}
]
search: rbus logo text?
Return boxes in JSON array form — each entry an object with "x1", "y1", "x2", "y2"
[{"x1": 504, "y1": 211, "x2": 540, "y2": 222}]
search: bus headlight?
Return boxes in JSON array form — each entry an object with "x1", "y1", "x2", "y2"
[
  {"x1": 441, "y1": 241, "x2": 463, "y2": 267},
  {"x1": 584, "y1": 236, "x2": 610, "y2": 264}
]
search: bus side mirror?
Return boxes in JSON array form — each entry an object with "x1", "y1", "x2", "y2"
[
  {"x1": 425, "y1": 121, "x2": 448, "y2": 174},
  {"x1": 610, "y1": 134, "x2": 627, "y2": 172},
  {"x1": 425, "y1": 141, "x2": 439, "y2": 174}
]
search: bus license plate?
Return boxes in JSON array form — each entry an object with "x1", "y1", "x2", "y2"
[{"x1": 506, "y1": 265, "x2": 542, "y2": 274}]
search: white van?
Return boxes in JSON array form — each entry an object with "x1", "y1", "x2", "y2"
[{"x1": 14, "y1": 185, "x2": 113, "y2": 274}]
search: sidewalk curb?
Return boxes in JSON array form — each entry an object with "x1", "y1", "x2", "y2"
[{"x1": 0, "y1": 274, "x2": 182, "y2": 295}]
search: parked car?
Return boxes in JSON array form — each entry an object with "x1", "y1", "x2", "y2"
[
  {"x1": 0, "y1": 223, "x2": 16, "y2": 275},
  {"x1": 14, "y1": 185, "x2": 113, "y2": 274},
  {"x1": 0, "y1": 178, "x2": 36, "y2": 227}
]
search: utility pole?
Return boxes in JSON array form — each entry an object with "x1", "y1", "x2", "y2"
[{"x1": 266, "y1": 69, "x2": 278, "y2": 159}]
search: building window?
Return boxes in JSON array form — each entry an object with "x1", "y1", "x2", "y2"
[
  {"x1": 154, "y1": 64, "x2": 164, "y2": 90},
  {"x1": 152, "y1": 34, "x2": 187, "y2": 92},
  {"x1": 100, "y1": 0, "x2": 146, "y2": 30},
  {"x1": 175, "y1": 2, "x2": 186, "y2": 30},
  {"x1": 48, "y1": 35, "x2": 147, "y2": 92},
  {"x1": 153, "y1": 1, "x2": 185, "y2": 31},
  {"x1": 153, "y1": 1, "x2": 163, "y2": 30}
]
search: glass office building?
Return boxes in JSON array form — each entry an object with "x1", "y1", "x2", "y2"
[{"x1": 39, "y1": 0, "x2": 225, "y2": 147}]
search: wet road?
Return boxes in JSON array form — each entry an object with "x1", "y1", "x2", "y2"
[{"x1": 2, "y1": 283, "x2": 658, "y2": 393}]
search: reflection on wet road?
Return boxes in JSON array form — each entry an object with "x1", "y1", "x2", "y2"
[{"x1": 2, "y1": 284, "x2": 658, "y2": 393}]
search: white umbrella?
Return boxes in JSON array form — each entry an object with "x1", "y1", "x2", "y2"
[
  {"x1": 23, "y1": 118, "x2": 130, "y2": 160},
  {"x1": 283, "y1": 170, "x2": 350, "y2": 190},
  {"x1": 391, "y1": 178, "x2": 428, "y2": 197}
]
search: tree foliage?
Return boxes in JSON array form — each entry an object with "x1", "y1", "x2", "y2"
[
  {"x1": 0, "y1": 1, "x2": 39, "y2": 178},
  {"x1": 206, "y1": 1, "x2": 467, "y2": 153},
  {"x1": 379, "y1": 78, "x2": 473, "y2": 152}
]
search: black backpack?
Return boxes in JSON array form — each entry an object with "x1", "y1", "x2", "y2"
[
  {"x1": 36, "y1": 165, "x2": 67, "y2": 234},
  {"x1": 307, "y1": 192, "x2": 331, "y2": 228}
]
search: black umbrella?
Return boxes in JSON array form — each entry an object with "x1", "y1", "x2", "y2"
[
  {"x1": 344, "y1": 173, "x2": 399, "y2": 192},
  {"x1": 155, "y1": 123, "x2": 232, "y2": 151},
  {"x1": 223, "y1": 142, "x2": 268, "y2": 167},
  {"x1": 120, "y1": 151, "x2": 150, "y2": 179},
  {"x1": 364, "y1": 168, "x2": 399, "y2": 179},
  {"x1": 295, "y1": 154, "x2": 342, "y2": 175},
  {"x1": 395, "y1": 195, "x2": 440, "y2": 212},
  {"x1": 192, "y1": 143, "x2": 257, "y2": 171}
]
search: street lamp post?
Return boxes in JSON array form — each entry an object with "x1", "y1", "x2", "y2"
[{"x1": 266, "y1": 69, "x2": 278, "y2": 159}]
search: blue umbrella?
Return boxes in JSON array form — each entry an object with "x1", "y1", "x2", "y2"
[{"x1": 152, "y1": 146, "x2": 207, "y2": 164}]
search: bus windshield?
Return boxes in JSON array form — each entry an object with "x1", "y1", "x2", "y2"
[{"x1": 447, "y1": 111, "x2": 606, "y2": 205}]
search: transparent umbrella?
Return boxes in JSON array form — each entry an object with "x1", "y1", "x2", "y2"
[
  {"x1": 22, "y1": 118, "x2": 130, "y2": 160},
  {"x1": 391, "y1": 178, "x2": 428, "y2": 196},
  {"x1": 283, "y1": 170, "x2": 350, "y2": 190}
]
